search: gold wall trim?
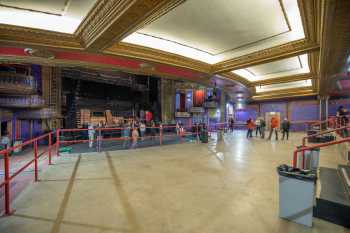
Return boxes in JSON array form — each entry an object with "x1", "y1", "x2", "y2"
[
  {"x1": 212, "y1": 39, "x2": 320, "y2": 74},
  {"x1": 76, "y1": 0, "x2": 185, "y2": 51}
]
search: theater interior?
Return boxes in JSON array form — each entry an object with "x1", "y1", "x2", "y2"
[{"x1": 0, "y1": 0, "x2": 350, "y2": 232}]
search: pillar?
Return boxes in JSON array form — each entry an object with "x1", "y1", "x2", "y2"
[
  {"x1": 42, "y1": 66, "x2": 62, "y2": 129},
  {"x1": 160, "y1": 79, "x2": 176, "y2": 123},
  {"x1": 220, "y1": 91, "x2": 226, "y2": 123},
  {"x1": 319, "y1": 95, "x2": 329, "y2": 130}
]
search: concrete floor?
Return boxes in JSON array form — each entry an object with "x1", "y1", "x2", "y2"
[{"x1": 0, "y1": 131, "x2": 349, "y2": 233}]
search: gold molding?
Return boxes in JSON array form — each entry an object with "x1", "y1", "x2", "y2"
[
  {"x1": 219, "y1": 72, "x2": 251, "y2": 88},
  {"x1": 105, "y1": 42, "x2": 211, "y2": 73},
  {"x1": 212, "y1": 39, "x2": 320, "y2": 74},
  {"x1": 252, "y1": 88, "x2": 316, "y2": 101},
  {"x1": 76, "y1": 0, "x2": 185, "y2": 51},
  {"x1": 0, "y1": 24, "x2": 82, "y2": 50},
  {"x1": 251, "y1": 73, "x2": 313, "y2": 86}
]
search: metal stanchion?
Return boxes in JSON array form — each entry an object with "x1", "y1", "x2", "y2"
[
  {"x1": 48, "y1": 133, "x2": 52, "y2": 165},
  {"x1": 34, "y1": 140, "x2": 38, "y2": 182},
  {"x1": 4, "y1": 151, "x2": 11, "y2": 215}
]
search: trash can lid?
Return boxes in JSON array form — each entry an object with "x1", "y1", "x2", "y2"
[{"x1": 277, "y1": 164, "x2": 317, "y2": 181}]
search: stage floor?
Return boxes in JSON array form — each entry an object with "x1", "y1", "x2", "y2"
[{"x1": 0, "y1": 131, "x2": 349, "y2": 233}]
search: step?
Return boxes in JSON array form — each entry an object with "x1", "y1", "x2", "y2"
[{"x1": 313, "y1": 167, "x2": 350, "y2": 227}]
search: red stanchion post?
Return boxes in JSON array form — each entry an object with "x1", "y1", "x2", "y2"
[
  {"x1": 34, "y1": 140, "x2": 38, "y2": 182},
  {"x1": 292, "y1": 150, "x2": 298, "y2": 168},
  {"x1": 56, "y1": 129, "x2": 60, "y2": 157},
  {"x1": 4, "y1": 150, "x2": 12, "y2": 215},
  {"x1": 48, "y1": 133, "x2": 52, "y2": 165}
]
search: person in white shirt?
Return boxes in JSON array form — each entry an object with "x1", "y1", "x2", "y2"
[
  {"x1": 255, "y1": 118, "x2": 261, "y2": 137},
  {"x1": 88, "y1": 123, "x2": 95, "y2": 148},
  {"x1": 1, "y1": 133, "x2": 11, "y2": 149}
]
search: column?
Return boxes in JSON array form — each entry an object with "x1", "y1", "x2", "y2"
[
  {"x1": 220, "y1": 91, "x2": 226, "y2": 123},
  {"x1": 319, "y1": 95, "x2": 329, "y2": 130},
  {"x1": 160, "y1": 79, "x2": 175, "y2": 123}
]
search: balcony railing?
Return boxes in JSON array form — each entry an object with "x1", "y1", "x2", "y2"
[
  {"x1": 0, "y1": 95, "x2": 45, "y2": 108},
  {"x1": 0, "y1": 72, "x2": 36, "y2": 94}
]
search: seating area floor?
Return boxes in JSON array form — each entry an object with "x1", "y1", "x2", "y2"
[{"x1": 0, "y1": 131, "x2": 349, "y2": 233}]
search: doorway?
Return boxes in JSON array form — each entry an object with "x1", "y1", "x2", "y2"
[{"x1": 265, "y1": 112, "x2": 281, "y2": 130}]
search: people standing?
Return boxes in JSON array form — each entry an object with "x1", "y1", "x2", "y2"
[
  {"x1": 255, "y1": 118, "x2": 261, "y2": 137},
  {"x1": 88, "y1": 123, "x2": 95, "y2": 148},
  {"x1": 337, "y1": 106, "x2": 349, "y2": 137},
  {"x1": 229, "y1": 117, "x2": 235, "y2": 132},
  {"x1": 140, "y1": 121, "x2": 146, "y2": 140},
  {"x1": 122, "y1": 122, "x2": 131, "y2": 148},
  {"x1": 246, "y1": 118, "x2": 254, "y2": 138},
  {"x1": 260, "y1": 118, "x2": 266, "y2": 139},
  {"x1": 281, "y1": 117, "x2": 291, "y2": 140},
  {"x1": 268, "y1": 116, "x2": 279, "y2": 140},
  {"x1": 131, "y1": 127, "x2": 139, "y2": 148}
]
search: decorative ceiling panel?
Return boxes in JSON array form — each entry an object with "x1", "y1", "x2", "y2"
[
  {"x1": 0, "y1": 0, "x2": 97, "y2": 33},
  {"x1": 255, "y1": 79, "x2": 312, "y2": 93},
  {"x1": 123, "y1": 0, "x2": 305, "y2": 64},
  {"x1": 232, "y1": 54, "x2": 309, "y2": 82}
]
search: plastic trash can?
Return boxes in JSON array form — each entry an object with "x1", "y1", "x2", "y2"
[
  {"x1": 295, "y1": 147, "x2": 320, "y2": 170},
  {"x1": 277, "y1": 164, "x2": 317, "y2": 227}
]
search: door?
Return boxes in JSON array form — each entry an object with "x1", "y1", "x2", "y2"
[{"x1": 265, "y1": 112, "x2": 281, "y2": 130}]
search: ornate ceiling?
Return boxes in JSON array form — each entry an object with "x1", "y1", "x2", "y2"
[{"x1": 0, "y1": 0, "x2": 332, "y2": 101}]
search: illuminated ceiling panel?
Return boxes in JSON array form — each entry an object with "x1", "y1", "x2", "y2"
[
  {"x1": 0, "y1": 0, "x2": 97, "y2": 33},
  {"x1": 255, "y1": 79, "x2": 312, "y2": 93},
  {"x1": 232, "y1": 54, "x2": 309, "y2": 82},
  {"x1": 123, "y1": 0, "x2": 305, "y2": 64}
]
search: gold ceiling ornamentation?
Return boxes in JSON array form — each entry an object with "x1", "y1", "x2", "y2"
[
  {"x1": 0, "y1": 24, "x2": 82, "y2": 50},
  {"x1": 219, "y1": 72, "x2": 251, "y2": 88},
  {"x1": 252, "y1": 88, "x2": 316, "y2": 101},
  {"x1": 0, "y1": 0, "x2": 324, "y2": 100},
  {"x1": 76, "y1": 0, "x2": 185, "y2": 51},
  {"x1": 105, "y1": 42, "x2": 211, "y2": 73},
  {"x1": 251, "y1": 73, "x2": 313, "y2": 86},
  {"x1": 212, "y1": 39, "x2": 319, "y2": 74}
]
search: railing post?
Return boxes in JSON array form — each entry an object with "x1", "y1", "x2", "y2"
[
  {"x1": 48, "y1": 133, "x2": 52, "y2": 165},
  {"x1": 56, "y1": 129, "x2": 60, "y2": 157},
  {"x1": 4, "y1": 150, "x2": 12, "y2": 215},
  {"x1": 34, "y1": 140, "x2": 38, "y2": 182},
  {"x1": 196, "y1": 125, "x2": 199, "y2": 142}
]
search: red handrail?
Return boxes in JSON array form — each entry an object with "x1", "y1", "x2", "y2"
[
  {"x1": 293, "y1": 135, "x2": 350, "y2": 168},
  {"x1": 302, "y1": 125, "x2": 350, "y2": 146},
  {"x1": 0, "y1": 132, "x2": 54, "y2": 215}
]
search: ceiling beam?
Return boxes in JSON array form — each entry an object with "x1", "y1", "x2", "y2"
[
  {"x1": 212, "y1": 39, "x2": 320, "y2": 74},
  {"x1": 218, "y1": 72, "x2": 251, "y2": 88},
  {"x1": 252, "y1": 88, "x2": 316, "y2": 101},
  {"x1": 76, "y1": 0, "x2": 185, "y2": 52},
  {"x1": 251, "y1": 73, "x2": 314, "y2": 86},
  {"x1": 0, "y1": 24, "x2": 82, "y2": 50},
  {"x1": 105, "y1": 42, "x2": 211, "y2": 73}
]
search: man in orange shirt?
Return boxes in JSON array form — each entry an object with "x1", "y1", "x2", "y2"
[
  {"x1": 246, "y1": 118, "x2": 255, "y2": 138},
  {"x1": 268, "y1": 116, "x2": 279, "y2": 140}
]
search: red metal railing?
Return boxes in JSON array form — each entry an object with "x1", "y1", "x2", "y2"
[
  {"x1": 293, "y1": 135, "x2": 350, "y2": 168},
  {"x1": 0, "y1": 132, "x2": 55, "y2": 215},
  {"x1": 301, "y1": 125, "x2": 350, "y2": 146}
]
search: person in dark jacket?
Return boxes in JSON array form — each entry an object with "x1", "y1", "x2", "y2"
[{"x1": 281, "y1": 117, "x2": 291, "y2": 140}]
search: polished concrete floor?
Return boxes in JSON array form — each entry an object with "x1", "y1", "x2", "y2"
[{"x1": 0, "y1": 131, "x2": 349, "y2": 233}]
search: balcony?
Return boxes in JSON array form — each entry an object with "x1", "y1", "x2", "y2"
[
  {"x1": 0, "y1": 72, "x2": 37, "y2": 94},
  {"x1": 0, "y1": 95, "x2": 45, "y2": 108}
]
